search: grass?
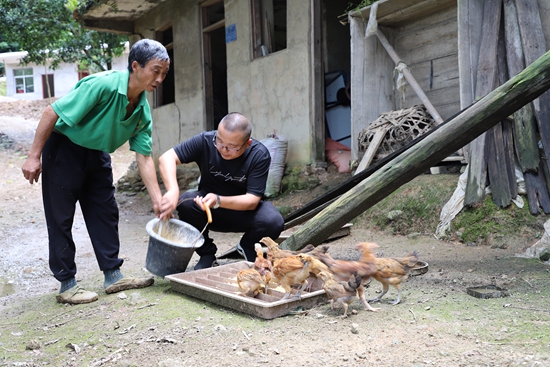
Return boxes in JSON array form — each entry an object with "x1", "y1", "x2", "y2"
[{"x1": 356, "y1": 173, "x2": 546, "y2": 245}]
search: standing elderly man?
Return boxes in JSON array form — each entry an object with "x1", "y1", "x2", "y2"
[
  {"x1": 21, "y1": 39, "x2": 170, "y2": 304},
  {"x1": 158, "y1": 112, "x2": 284, "y2": 270}
]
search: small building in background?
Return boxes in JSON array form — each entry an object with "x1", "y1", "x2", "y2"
[{"x1": 0, "y1": 46, "x2": 129, "y2": 101}]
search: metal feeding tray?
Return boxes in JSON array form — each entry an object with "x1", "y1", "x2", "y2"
[
  {"x1": 466, "y1": 285, "x2": 511, "y2": 299},
  {"x1": 166, "y1": 262, "x2": 327, "y2": 319}
]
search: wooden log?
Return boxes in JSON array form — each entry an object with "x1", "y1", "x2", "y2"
[
  {"x1": 354, "y1": 128, "x2": 388, "y2": 175},
  {"x1": 464, "y1": 0, "x2": 502, "y2": 207},
  {"x1": 503, "y1": 0, "x2": 539, "y2": 172},
  {"x1": 515, "y1": 0, "x2": 550, "y2": 175},
  {"x1": 280, "y1": 49, "x2": 550, "y2": 250}
]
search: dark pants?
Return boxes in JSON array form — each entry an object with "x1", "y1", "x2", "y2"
[
  {"x1": 42, "y1": 132, "x2": 123, "y2": 282},
  {"x1": 176, "y1": 190, "x2": 284, "y2": 261}
]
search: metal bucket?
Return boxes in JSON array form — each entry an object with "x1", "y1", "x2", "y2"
[{"x1": 145, "y1": 218, "x2": 204, "y2": 277}]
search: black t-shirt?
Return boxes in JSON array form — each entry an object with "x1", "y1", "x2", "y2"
[{"x1": 173, "y1": 131, "x2": 271, "y2": 197}]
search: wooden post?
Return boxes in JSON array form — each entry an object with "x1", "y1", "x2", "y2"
[{"x1": 280, "y1": 49, "x2": 550, "y2": 250}]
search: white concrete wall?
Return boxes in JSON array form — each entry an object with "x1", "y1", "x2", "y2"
[
  {"x1": 134, "y1": 0, "x2": 206, "y2": 162},
  {"x1": 225, "y1": 0, "x2": 313, "y2": 164},
  {"x1": 133, "y1": 0, "x2": 315, "y2": 165},
  {"x1": 1, "y1": 51, "x2": 128, "y2": 101}
]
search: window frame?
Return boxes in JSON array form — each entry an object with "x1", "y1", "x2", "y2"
[{"x1": 14, "y1": 68, "x2": 34, "y2": 94}]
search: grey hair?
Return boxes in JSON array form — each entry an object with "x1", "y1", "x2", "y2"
[
  {"x1": 220, "y1": 112, "x2": 252, "y2": 139},
  {"x1": 127, "y1": 39, "x2": 170, "y2": 72}
]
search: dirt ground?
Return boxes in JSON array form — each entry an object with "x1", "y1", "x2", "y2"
[{"x1": 0, "y1": 100, "x2": 549, "y2": 367}]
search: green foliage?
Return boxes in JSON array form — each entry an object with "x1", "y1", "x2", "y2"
[
  {"x1": 345, "y1": 0, "x2": 379, "y2": 14},
  {"x1": 0, "y1": 0, "x2": 127, "y2": 72}
]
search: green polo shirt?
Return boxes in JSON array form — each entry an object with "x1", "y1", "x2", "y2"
[{"x1": 52, "y1": 70, "x2": 153, "y2": 156}]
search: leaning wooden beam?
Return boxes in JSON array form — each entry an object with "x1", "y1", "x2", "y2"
[{"x1": 281, "y1": 49, "x2": 550, "y2": 250}]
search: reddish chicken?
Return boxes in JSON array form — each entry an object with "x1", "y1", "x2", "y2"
[
  {"x1": 253, "y1": 243, "x2": 272, "y2": 292},
  {"x1": 318, "y1": 242, "x2": 380, "y2": 312},
  {"x1": 368, "y1": 251, "x2": 419, "y2": 305},
  {"x1": 317, "y1": 270, "x2": 361, "y2": 317},
  {"x1": 260, "y1": 237, "x2": 315, "y2": 265},
  {"x1": 272, "y1": 253, "x2": 316, "y2": 300},
  {"x1": 236, "y1": 268, "x2": 264, "y2": 297}
]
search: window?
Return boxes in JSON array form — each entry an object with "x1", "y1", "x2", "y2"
[
  {"x1": 14, "y1": 68, "x2": 34, "y2": 94},
  {"x1": 251, "y1": 0, "x2": 287, "y2": 58},
  {"x1": 155, "y1": 26, "x2": 175, "y2": 107}
]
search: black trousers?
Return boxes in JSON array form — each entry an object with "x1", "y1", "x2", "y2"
[
  {"x1": 176, "y1": 190, "x2": 284, "y2": 261},
  {"x1": 42, "y1": 132, "x2": 123, "y2": 282}
]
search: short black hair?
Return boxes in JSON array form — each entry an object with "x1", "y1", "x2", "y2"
[{"x1": 127, "y1": 39, "x2": 169, "y2": 72}]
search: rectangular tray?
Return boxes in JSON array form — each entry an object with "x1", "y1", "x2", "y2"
[{"x1": 166, "y1": 261, "x2": 327, "y2": 319}]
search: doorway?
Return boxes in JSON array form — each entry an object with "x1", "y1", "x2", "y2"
[{"x1": 201, "y1": 0, "x2": 228, "y2": 130}]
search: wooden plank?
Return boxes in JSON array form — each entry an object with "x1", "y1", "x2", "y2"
[
  {"x1": 497, "y1": 27, "x2": 518, "y2": 201},
  {"x1": 350, "y1": 19, "x2": 394, "y2": 161},
  {"x1": 354, "y1": 128, "x2": 388, "y2": 175},
  {"x1": 485, "y1": 20, "x2": 513, "y2": 208},
  {"x1": 503, "y1": 0, "x2": 539, "y2": 172},
  {"x1": 515, "y1": 0, "x2": 550, "y2": 176},
  {"x1": 464, "y1": 0, "x2": 502, "y2": 207},
  {"x1": 457, "y1": 0, "x2": 484, "y2": 162},
  {"x1": 350, "y1": 16, "x2": 366, "y2": 162},
  {"x1": 353, "y1": 0, "x2": 456, "y2": 27},
  {"x1": 501, "y1": 118, "x2": 518, "y2": 199},
  {"x1": 281, "y1": 47, "x2": 550, "y2": 250},
  {"x1": 487, "y1": 123, "x2": 512, "y2": 208},
  {"x1": 524, "y1": 168, "x2": 550, "y2": 215}
]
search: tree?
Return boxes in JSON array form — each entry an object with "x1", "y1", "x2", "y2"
[{"x1": 0, "y1": 0, "x2": 127, "y2": 73}]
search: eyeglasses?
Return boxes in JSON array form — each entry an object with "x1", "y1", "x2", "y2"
[{"x1": 212, "y1": 134, "x2": 248, "y2": 153}]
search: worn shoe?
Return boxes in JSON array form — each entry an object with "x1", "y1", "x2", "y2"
[
  {"x1": 194, "y1": 254, "x2": 219, "y2": 270},
  {"x1": 236, "y1": 243, "x2": 247, "y2": 260},
  {"x1": 56, "y1": 285, "x2": 99, "y2": 305},
  {"x1": 104, "y1": 275, "x2": 154, "y2": 294}
]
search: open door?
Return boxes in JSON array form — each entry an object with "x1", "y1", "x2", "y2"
[{"x1": 201, "y1": 0, "x2": 228, "y2": 130}]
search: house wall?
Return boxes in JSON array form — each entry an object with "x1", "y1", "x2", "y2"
[
  {"x1": 2, "y1": 53, "x2": 127, "y2": 101},
  {"x1": 134, "y1": 0, "x2": 205, "y2": 162},
  {"x1": 132, "y1": 0, "x2": 316, "y2": 165},
  {"x1": 224, "y1": 1, "x2": 314, "y2": 164}
]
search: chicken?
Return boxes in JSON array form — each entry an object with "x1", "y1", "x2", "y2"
[
  {"x1": 272, "y1": 253, "x2": 315, "y2": 300},
  {"x1": 236, "y1": 268, "x2": 264, "y2": 297},
  {"x1": 317, "y1": 242, "x2": 380, "y2": 312},
  {"x1": 260, "y1": 237, "x2": 316, "y2": 265},
  {"x1": 253, "y1": 243, "x2": 272, "y2": 292},
  {"x1": 317, "y1": 270, "x2": 361, "y2": 317},
  {"x1": 368, "y1": 251, "x2": 419, "y2": 305}
]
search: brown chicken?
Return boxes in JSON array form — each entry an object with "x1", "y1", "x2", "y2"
[
  {"x1": 317, "y1": 270, "x2": 361, "y2": 317},
  {"x1": 253, "y1": 243, "x2": 272, "y2": 292},
  {"x1": 272, "y1": 253, "x2": 316, "y2": 300},
  {"x1": 317, "y1": 242, "x2": 380, "y2": 312},
  {"x1": 236, "y1": 268, "x2": 264, "y2": 297},
  {"x1": 260, "y1": 237, "x2": 315, "y2": 265},
  {"x1": 368, "y1": 251, "x2": 419, "y2": 305}
]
